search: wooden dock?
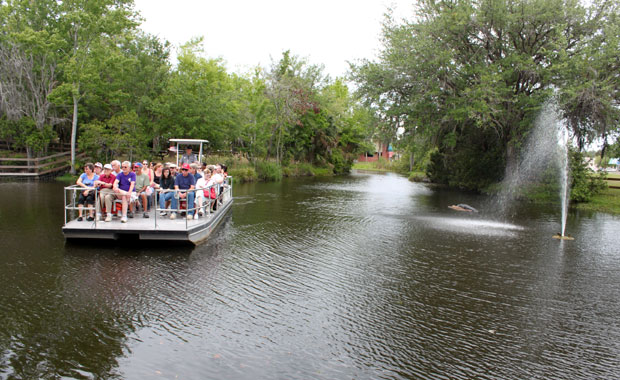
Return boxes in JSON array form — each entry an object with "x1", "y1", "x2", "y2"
[{"x1": 0, "y1": 151, "x2": 84, "y2": 179}]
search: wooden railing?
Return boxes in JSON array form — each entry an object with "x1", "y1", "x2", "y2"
[
  {"x1": 0, "y1": 151, "x2": 85, "y2": 178},
  {"x1": 607, "y1": 176, "x2": 620, "y2": 189}
]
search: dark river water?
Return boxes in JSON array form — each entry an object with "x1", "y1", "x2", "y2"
[{"x1": 1, "y1": 171, "x2": 619, "y2": 379}]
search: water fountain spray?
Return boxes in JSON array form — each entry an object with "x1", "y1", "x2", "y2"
[
  {"x1": 554, "y1": 125, "x2": 574, "y2": 240},
  {"x1": 495, "y1": 100, "x2": 574, "y2": 240}
]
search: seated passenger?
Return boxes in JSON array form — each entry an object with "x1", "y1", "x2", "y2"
[
  {"x1": 168, "y1": 163, "x2": 178, "y2": 177},
  {"x1": 211, "y1": 164, "x2": 224, "y2": 210},
  {"x1": 133, "y1": 162, "x2": 151, "y2": 218},
  {"x1": 111, "y1": 160, "x2": 121, "y2": 177},
  {"x1": 170, "y1": 163, "x2": 195, "y2": 220},
  {"x1": 158, "y1": 167, "x2": 175, "y2": 216},
  {"x1": 141, "y1": 160, "x2": 154, "y2": 183},
  {"x1": 76, "y1": 163, "x2": 99, "y2": 221},
  {"x1": 190, "y1": 163, "x2": 202, "y2": 181},
  {"x1": 152, "y1": 163, "x2": 163, "y2": 188},
  {"x1": 94, "y1": 162, "x2": 103, "y2": 176},
  {"x1": 112, "y1": 161, "x2": 136, "y2": 223},
  {"x1": 201, "y1": 168, "x2": 218, "y2": 213},
  {"x1": 94, "y1": 164, "x2": 116, "y2": 222},
  {"x1": 194, "y1": 167, "x2": 210, "y2": 217}
]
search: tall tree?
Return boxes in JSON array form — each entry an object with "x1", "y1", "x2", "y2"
[
  {"x1": 265, "y1": 50, "x2": 325, "y2": 163},
  {"x1": 559, "y1": 0, "x2": 620, "y2": 156},
  {"x1": 0, "y1": 0, "x2": 63, "y2": 157},
  {"x1": 353, "y1": 0, "x2": 619, "y2": 190},
  {"x1": 54, "y1": 0, "x2": 138, "y2": 173}
]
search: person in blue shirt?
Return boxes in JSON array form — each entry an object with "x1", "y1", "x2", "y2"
[
  {"x1": 75, "y1": 163, "x2": 100, "y2": 221},
  {"x1": 170, "y1": 163, "x2": 196, "y2": 220}
]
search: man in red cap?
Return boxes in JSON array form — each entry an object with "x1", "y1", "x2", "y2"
[{"x1": 169, "y1": 163, "x2": 196, "y2": 220}]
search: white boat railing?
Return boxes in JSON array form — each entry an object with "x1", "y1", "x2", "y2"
[{"x1": 63, "y1": 176, "x2": 233, "y2": 229}]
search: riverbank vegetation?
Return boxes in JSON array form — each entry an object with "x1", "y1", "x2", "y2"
[
  {"x1": 0, "y1": 0, "x2": 372, "y2": 176},
  {"x1": 574, "y1": 188, "x2": 620, "y2": 214},
  {"x1": 2, "y1": 0, "x2": 619, "y2": 212},
  {"x1": 351, "y1": 0, "x2": 620, "y2": 198}
]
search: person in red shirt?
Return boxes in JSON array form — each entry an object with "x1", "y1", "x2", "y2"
[{"x1": 95, "y1": 164, "x2": 117, "y2": 222}]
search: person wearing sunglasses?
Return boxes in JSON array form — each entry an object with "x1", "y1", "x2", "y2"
[
  {"x1": 169, "y1": 163, "x2": 196, "y2": 220},
  {"x1": 112, "y1": 161, "x2": 136, "y2": 223}
]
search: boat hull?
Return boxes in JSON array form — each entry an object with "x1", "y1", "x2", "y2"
[{"x1": 62, "y1": 199, "x2": 233, "y2": 245}]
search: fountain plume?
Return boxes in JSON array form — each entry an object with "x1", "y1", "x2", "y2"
[{"x1": 495, "y1": 101, "x2": 571, "y2": 236}]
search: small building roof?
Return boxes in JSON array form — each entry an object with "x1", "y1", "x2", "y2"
[{"x1": 169, "y1": 138, "x2": 209, "y2": 145}]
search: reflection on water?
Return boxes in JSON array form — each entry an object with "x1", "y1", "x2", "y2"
[{"x1": 1, "y1": 174, "x2": 620, "y2": 379}]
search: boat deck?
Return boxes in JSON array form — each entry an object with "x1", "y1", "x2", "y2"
[{"x1": 62, "y1": 198, "x2": 233, "y2": 244}]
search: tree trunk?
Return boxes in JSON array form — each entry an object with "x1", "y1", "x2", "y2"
[
  {"x1": 152, "y1": 136, "x2": 159, "y2": 153},
  {"x1": 70, "y1": 91, "x2": 79, "y2": 174},
  {"x1": 409, "y1": 150, "x2": 414, "y2": 171},
  {"x1": 505, "y1": 142, "x2": 517, "y2": 180}
]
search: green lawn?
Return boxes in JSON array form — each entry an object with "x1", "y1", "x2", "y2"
[
  {"x1": 352, "y1": 163, "x2": 387, "y2": 172},
  {"x1": 606, "y1": 172, "x2": 620, "y2": 179},
  {"x1": 604, "y1": 171, "x2": 620, "y2": 189},
  {"x1": 574, "y1": 187, "x2": 620, "y2": 214}
]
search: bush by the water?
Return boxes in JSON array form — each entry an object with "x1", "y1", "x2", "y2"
[
  {"x1": 255, "y1": 161, "x2": 283, "y2": 181},
  {"x1": 282, "y1": 163, "x2": 314, "y2": 177},
  {"x1": 228, "y1": 167, "x2": 258, "y2": 183},
  {"x1": 569, "y1": 149, "x2": 607, "y2": 202}
]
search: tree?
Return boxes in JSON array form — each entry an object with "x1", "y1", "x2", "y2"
[
  {"x1": 559, "y1": 0, "x2": 620, "y2": 156},
  {"x1": 54, "y1": 0, "x2": 138, "y2": 173},
  {"x1": 265, "y1": 50, "x2": 325, "y2": 164},
  {"x1": 151, "y1": 38, "x2": 239, "y2": 153},
  {"x1": 352, "y1": 0, "x2": 618, "y2": 190},
  {"x1": 0, "y1": 0, "x2": 63, "y2": 157}
]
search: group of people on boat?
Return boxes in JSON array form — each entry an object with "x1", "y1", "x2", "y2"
[{"x1": 75, "y1": 146, "x2": 228, "y2": 223}]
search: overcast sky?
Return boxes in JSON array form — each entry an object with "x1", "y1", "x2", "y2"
[{"x1": 133, "y1": 0, "x2": 415, "y2": 78}]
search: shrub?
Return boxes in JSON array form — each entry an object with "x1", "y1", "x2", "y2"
[
  {"x1": 255, "y1": 161, "x2": 283, "y2": 181},
  {"x1": 329, "y1": 149, "x2": 352, "y2": 174},
  {"x1": 229, "y1": 167, "x2": 258, "y2": 183},
  {"x1": 569, "y1": 149, "x2": 607, "y2": 202},
  {"x1": 408, "y1": 171, "x2": 427, "y2": 182}
]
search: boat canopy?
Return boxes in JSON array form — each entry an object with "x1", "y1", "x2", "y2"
[{"x1": 169, "y1": 138, "x2": 209, "y2": 166}]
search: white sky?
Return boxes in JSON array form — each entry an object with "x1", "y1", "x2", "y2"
[{"x1": 133, "y1": 0, "x2": 415, "y2": 79}]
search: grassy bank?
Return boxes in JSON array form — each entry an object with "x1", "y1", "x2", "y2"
[
  {"x1": 56, "y1": 172, "x2": 78, "y2": 183},
  {"x1": 573, "y1": 188, "x2": 620, "y2": 214},
  {"x1": 352, "y1": 160, "x2": 429, "y2": 182},
  {"x1": 210, "y1": 156, "x2": 336, "y2": 183},
  {"x1": 352, "y1": 159, "x2": 405, "y2": 173},
  {"x1": 229, "y1": 161, "x2": 334, "y2": 183},
  {"x1": 352, "y1": 161, "x2": 394, "y2": 172}
]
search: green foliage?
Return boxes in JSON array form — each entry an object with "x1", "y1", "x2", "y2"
[
  {"x1": 352, "y1": 0, "x2": 619, "y2": 191},
  {"x1": 408, "y1": 171, "x2": 428, "y2": 182},
  {"x1": 1, "y1": 4, "x2": 373, "y2": 174},
  {"x1": 569, "y1": 148, "x2": 607, "y2": 202},
  {"x1": 574, "y1": 188, "x2": 620, "y2": 214},
  {"x1": 254, "y1": 161, "x2": 283, "y2": 182},
  {"x1": 282, "y1": 163, "x2": 315, "y2": 177},
  {"x1": 0, "y1": 116, "x2": 56, "y2": 155},
  {"x1": 78, "y1": 111, "x2": 143, "y2": 162},
  {"x1": 353, "y1": 158, "x2": 405, "y2": 173},
  {"x1": 228, "y1": 167, "x2": 258, "y2": 183}
]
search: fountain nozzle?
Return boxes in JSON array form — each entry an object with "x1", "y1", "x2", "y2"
[{"x1": 553, "y1": 234, "x2": 574, "y2": 240}]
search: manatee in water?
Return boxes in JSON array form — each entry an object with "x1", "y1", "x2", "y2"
[{"x1": 448, "y1": 204, "x2": 479, "y2": 212}]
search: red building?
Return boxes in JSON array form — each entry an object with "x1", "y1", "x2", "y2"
[{"x1": 357, "y1": 142, "x2": 394, "y2": 162}]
